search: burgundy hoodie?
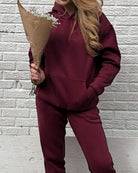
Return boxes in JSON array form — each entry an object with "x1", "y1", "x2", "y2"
[{"x1": 29, "y1": 2, "x2": 121, "y2": 112}]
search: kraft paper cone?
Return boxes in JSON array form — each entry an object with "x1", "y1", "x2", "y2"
[
  {"x1": 17, "y1": 0, "x2": 53, "y2": 67},
  {"x1": 17, "y1": 0, "x2": 57, "y2": 96}
]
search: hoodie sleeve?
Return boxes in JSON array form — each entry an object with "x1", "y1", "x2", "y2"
[{"x1": 87, "y1": 24, "x2": 121, "y2": 98}]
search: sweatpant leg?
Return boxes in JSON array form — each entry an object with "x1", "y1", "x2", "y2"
[
  {"x1": 67, "y1": 106, "x2": 116, "y2": 173},
  {"x1": 35, "y1": 96, "x2": 68, "y2": 173}
]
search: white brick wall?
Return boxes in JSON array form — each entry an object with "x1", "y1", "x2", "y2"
[{"x1": 0, "y1": 0, "x2": 138, "y2": 137}]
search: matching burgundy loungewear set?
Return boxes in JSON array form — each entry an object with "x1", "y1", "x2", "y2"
[{"x1": 29, "y1": 2, "x2": 121, "y2": 173}]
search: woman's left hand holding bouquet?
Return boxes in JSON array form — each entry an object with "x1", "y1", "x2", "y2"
[{"x1": 30, "y1": 63, "x2": 45, "y2": 85}]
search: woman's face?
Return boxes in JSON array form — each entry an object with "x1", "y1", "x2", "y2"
[{"x1": 55, "y1": 0, "x2": 73, "y2": 7}]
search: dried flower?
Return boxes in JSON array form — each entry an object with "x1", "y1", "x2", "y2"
[{"x1": 29, "y1": 7, "x2": 59, "y2": 27}]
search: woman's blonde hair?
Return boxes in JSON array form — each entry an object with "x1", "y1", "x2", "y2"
[{"x1": 71, "y1": 0, "x2": 103, "y2": 57}]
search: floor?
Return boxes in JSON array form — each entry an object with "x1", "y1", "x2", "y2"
[{"x1": 0, "y1": 136, "x2": 138, "y2": 173}]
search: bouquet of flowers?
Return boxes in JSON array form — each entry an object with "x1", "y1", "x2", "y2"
[{"x1": 17, "y1": 0, "x2": 59, "y2": 95}]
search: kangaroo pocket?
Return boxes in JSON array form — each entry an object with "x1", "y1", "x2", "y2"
[{"x1": 37, "y1": 74, "x2": 99, "y2": 111}]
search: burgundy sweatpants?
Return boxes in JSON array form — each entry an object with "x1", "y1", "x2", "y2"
[{"x1": 36, "y1": 96, "x2": 116, "y2": 173}]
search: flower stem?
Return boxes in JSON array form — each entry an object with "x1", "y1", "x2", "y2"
[{"x1": 29, "y1": 80, "x2": 36, "y2": 96}]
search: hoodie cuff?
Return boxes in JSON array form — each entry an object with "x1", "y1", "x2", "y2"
[{"x1": 87, "y1": 85, "x2": 98, "y2": 101}]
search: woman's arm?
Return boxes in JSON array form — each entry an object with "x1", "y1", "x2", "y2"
[{"x1": 88, "y1": 24, "x2": 121, "y2": 98}]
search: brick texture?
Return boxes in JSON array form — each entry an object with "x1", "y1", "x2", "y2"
[{"x1": 0, "y1": 0, "x2": 138, "y2": 137}]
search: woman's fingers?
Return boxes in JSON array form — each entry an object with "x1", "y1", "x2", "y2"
[
  {"x1": 30, "y1": 64, "x2": 38, "y2": 73},
  {"x1": 31, "y1": 74, "x2": 39, "y2": 79},
  {"x1": 30, "y1": 64, "x2": 39, "y2": 82},
  {"x1": 30, "y1": 68, "x2": 39, "y2": 75},
  {"x1": 30, "y1": 63, "x2": 38, "y2": 70},
  {"x1": 31, "y1": 70, "x2": 40, "y2": 78}
]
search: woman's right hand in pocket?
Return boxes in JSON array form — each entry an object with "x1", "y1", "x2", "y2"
[{"x1": 30, "y1": 63, "x2": 45, "y2": 85}]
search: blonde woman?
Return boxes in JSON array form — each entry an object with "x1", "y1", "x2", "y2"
[{"x1": 29, "y1": 0, "x2": 121, "y2": 172}]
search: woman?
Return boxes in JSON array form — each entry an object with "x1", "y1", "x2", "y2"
[{"x1": 29, "y1": 0, "x2": 121, "y2": 172}]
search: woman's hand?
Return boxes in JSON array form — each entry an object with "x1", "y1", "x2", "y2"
[{"x1": 30, "y1": 63, "x2": 45, "y2": 85}]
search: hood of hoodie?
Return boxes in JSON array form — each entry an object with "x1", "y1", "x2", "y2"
[{"x1": 51, "y1": 1, "x2": 76, "y2": 20}]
